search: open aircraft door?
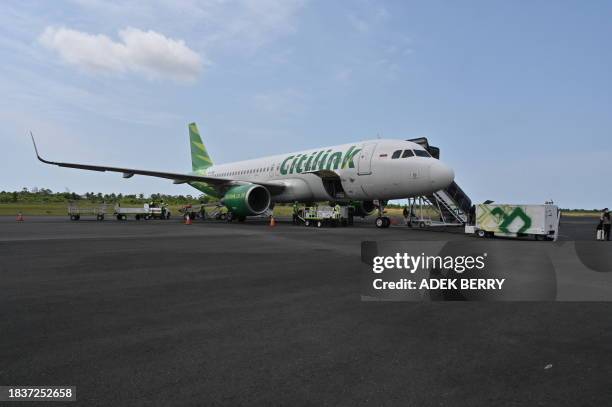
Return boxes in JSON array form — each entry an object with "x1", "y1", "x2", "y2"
[{"x1": 357, "y1": 143, "x2": 377, "y2": 175}]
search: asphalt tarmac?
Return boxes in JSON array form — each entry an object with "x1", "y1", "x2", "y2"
[{"x1": 1, "y1": 215, "x2": 610, "y2": 406}]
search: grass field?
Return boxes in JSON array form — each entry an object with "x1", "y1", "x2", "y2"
[{"x1": 0, "y1": 202, "x2": 601, "y2": 218}]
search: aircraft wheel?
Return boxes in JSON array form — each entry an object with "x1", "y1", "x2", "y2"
[
  {"x1": 383, "y1": 217, "x2": 391, "y2": 228},
  {"x1": 476, "y1": 229, "x2": 487, "y2": 238}
]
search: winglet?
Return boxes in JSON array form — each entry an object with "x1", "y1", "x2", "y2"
[{"x1": 30, "y1": 132, "x2": 53, "y2": 164}]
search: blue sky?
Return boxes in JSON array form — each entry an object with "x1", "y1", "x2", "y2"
[{"x1": 1, "y1": 0, "x2": 610, "y2": 208}]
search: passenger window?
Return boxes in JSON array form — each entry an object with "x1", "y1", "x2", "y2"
[
  {"x1": 414, "y1": 150, "x2": 431, "y2": 158},
  {"x1": 402, "y1": 150, "x2": 414, "y2": 158},
  {"x1": 391, "y1": 150, "x2": 402, "y2": 159}
]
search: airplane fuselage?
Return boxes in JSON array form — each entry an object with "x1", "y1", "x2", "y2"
[{"x1": 193, "y1": 139, "x2": 454, "y2": 202}]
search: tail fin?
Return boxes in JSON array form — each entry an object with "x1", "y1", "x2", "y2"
[{"x1": 189, "y1": 122, "x2": 213, "y2": 172}]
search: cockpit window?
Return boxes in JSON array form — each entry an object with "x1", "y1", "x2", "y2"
[
  {"x1": 414, "y1": 150, "x2": 431, "y2": 158},
  {"x1": 402, "y1": 150, "x2": 414, "y2": 158},
  {"x1": 391, "y1": 150, "x2": 402, "y2": 159}
]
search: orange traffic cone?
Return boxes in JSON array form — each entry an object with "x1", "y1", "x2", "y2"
[
  {"x1": 269, "y1": 216, "x2": 276, "y2": 227},
  {"x1": 16, "y1": 212, "x2": 24, "y2": 222},
  {"x1": 184, "y1": 214, "x2": 192, "y2": 225}
]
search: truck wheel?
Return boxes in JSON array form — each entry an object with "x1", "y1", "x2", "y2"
[
  {"x1": 304, "y1": 220, "x2": 310, "y2": 227},
  {"x1": 122, "y1": 215, "x2": 127, "y2": 221},
  {"x1": 317, "y1": 220, "x2": 322, "y2": 228},
  {"x1": 476, "y1": 230, "x2": 487, "y2": 238},
  {"x1": 419, "y1": 221, "x2": 426, "y2": 228},
  {"x1": 375, "y1": 217, "x2": 385, "y2": 228},
  {"x1": 70, "y1": 215, "x2": 76, "y2": 221}
]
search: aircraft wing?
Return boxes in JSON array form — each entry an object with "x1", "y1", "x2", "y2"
[{"x1": 30, "y1": 133, "x2": 286, "y2": 194}]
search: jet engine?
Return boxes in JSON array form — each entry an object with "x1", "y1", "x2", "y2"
[{"x1": 221, "y1": 184, "x2": 271, "y2": 217}]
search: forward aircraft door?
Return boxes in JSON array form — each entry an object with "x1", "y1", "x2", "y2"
[{"x1": 357, "y1": 143, "x2": 377, "y2": 175}]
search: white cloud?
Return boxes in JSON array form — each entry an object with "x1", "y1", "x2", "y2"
[{"x1": 39, "y1": 26, "x2": 204, "y2": 82}]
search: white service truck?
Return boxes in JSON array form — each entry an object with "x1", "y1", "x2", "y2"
[
  {"x1": 114, "y1": 203, "x2": 170, "y2": 220},
  {"x1": 465, "y1": 203, "x2": 560, "y2": 240}
]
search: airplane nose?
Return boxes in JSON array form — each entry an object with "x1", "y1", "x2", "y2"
[{"x1": 429, "y1": 161, "x2": 454, "y2": 189}]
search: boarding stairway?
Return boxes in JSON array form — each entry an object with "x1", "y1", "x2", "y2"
[{"x1": 407, "y1": 138, "x2": 472, "y2": 225}]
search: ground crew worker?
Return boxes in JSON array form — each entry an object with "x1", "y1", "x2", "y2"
[
  {"x1": 601, "y1": 208, "x2": 610, "y2": 241},
  {"x1": 292, "y1": 201, "x2": 299, "y2": 224},
  {"x1": 402, "y1": 205, "x2": 409, "y2": 225},
  {"x1": 334, "y1": 203, "x2": 342, "y2": 220}
]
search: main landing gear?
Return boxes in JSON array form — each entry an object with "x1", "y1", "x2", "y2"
[{"x1": 374, "y1": 200, "x2": 391, "y2": 228}]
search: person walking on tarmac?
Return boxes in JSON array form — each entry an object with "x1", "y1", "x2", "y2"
[
  {"x1": 402, "y1": 205, "x2": 409, "y2": 226},
  {"x1": 601, "y1": 208, "x2": 611, "y2": 241},
  {"x1": 334, "y1": 203, "x2": 342, "y2": 223},
  {"x1": 292, "y1": 201, "x2": 299, "y2": 225}
]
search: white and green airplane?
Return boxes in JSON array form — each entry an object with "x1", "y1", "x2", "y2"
[{"x1": 31, "y1": 123, "x2": 454, "y2": 227}]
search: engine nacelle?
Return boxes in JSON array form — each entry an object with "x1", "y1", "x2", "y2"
[
  {"x1": 352, "y1": 200, "x2": 375, "y2": 217},
  {"x1": 221, "y1": 185, "x2": 271, "y2": 217}
]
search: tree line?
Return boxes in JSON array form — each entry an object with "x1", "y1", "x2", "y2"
[{"x1": 0, "y1": 188, "x2": 215, "y2": 205}]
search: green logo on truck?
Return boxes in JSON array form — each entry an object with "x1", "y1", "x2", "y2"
[{"x1": 488, "y1": 206, "x2": 532, "y2": 234}]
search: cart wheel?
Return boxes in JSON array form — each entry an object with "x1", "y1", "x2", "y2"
[
  {"x1": 70, "y1": 215, "x2": 76, "y2": 221},
  {"x1": 476, "y1": 229, "x2": 487, "y2": 238},
  {"x1": 316, "y1": 220, "x2": 322, "y2": 228},
  {"x1": 375, "y1": 217, "x2": 385, "y2": 228}
]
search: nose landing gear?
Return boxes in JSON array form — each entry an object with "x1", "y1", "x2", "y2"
[{"x1": 374, "y1": 200, "x2": 391, "y2": 228}]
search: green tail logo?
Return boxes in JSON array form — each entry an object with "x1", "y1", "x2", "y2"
[{"x1": 189, "y1": 122, "x2": 213, "y2": 172}]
